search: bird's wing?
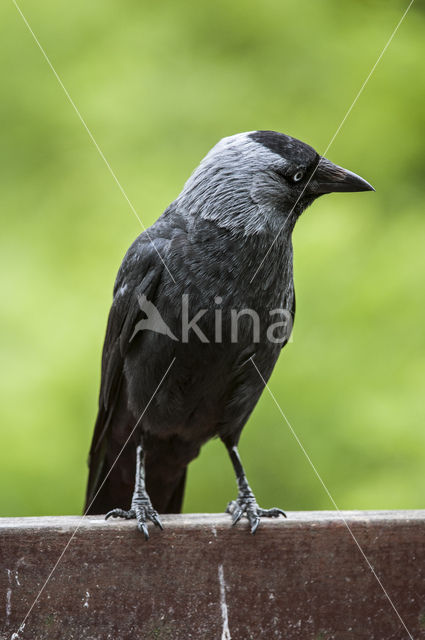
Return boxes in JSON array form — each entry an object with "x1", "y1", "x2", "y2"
[{"x1": 84, "y1": 236, "x2": 165, "y2": 513}]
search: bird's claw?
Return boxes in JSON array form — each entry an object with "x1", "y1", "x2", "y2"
[
  {"x1": 105, "y1": 507, "x2": 136, "y2": 520},
  {"x1": 105, "y1": 504, "x2": 163, "y2": 540},
  {"x1": 138, "y1": 521, "x2": 150, "y2": 540},
  {"x1": 150, "y1": 512, "x2": 164, "y2": 530},
  {"x1": 230, "y1": 504, "x2": 244, "y2": 526},
  {"x1": 226, "y1": 496, "x2": 286, "y2": 534}
]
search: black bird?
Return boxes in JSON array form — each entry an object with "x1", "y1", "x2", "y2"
[{"x1": 85, "y1": 130, "x2": 373, "y2": 538}]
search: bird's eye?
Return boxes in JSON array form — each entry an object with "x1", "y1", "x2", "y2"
[{"x1": 293, "y1": 170, "x2": 304, "y2": 182}]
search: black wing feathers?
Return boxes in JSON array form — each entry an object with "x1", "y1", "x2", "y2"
[{"x1": 85, "y1": 238, "x2": 164, "y2": 513}]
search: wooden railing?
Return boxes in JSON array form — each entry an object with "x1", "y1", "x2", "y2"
[{"x1": 1, "y1": 511, "x2": 424, "y2": 639}]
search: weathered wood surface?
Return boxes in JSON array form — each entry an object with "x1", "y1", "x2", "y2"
[{"x1": 1, "y1": 511, "x2": 424, "y2": 640}]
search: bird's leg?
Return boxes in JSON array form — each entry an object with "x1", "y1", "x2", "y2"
[
  {"x1": 225, "y1": 445, "x2": 286, "y2": 534},
  {"x1": 105, "y1": 443, "x2": 163, "y2": 540}
]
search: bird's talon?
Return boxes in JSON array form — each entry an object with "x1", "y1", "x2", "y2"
[
  {"x1": 250, "y1": 517, "x2": 260, "y2": 535},
  {"x1": 138, "y1": 522, "x2": 149, "y2": 540},
  {"x1": 225, "y1": 500, "x2": 236, "y2": 515},
  {"x1": 105, "y1": 508, "x2": 135, "y2": 520},
  {"x1": 258, "y1": 507, "x2": 287, "y2": 518},
  {"x1": 105, "y1": 503, "x2": 162, "y2": 540},
  {"x1": 226, "y1": 494, "x2": 286, "y2": 533},
  {"x1": 232, "y1": 507, "x2": 244, "y2": 525},
  {"x1": 150, "y1": 513, "x2": 164, "y2": 530}
]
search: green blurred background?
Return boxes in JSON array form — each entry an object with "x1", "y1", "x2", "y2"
[{"x1": 1, "y1": 0, "x2": 424, "y2": 517}]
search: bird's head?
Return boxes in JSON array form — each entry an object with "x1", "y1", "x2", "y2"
[{"x1": 177, "y1": 130, "x2": 374, "y2": 236}]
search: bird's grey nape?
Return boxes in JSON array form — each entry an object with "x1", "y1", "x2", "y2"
[{"x1": 175, "y1": 133, "x2": 294, "y2": 237}]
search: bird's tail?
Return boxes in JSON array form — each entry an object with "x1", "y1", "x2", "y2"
[
  {"x1": 143, "y1": 432, "x2": 195, "y2": 514},
  {"x1": 84, "y1": 378, "x2": 137, "y2": 515},
  {"x1": 165, "y1": 469, "x2": 187, "y2": 513},
  {"x1": 145, "y1": 462, "x2": 187, "y2": 514},
  {"x1": 85, "y1": 396, "x2": 189, "y2": 515}
]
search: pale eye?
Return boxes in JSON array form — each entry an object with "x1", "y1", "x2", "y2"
[{"x1": 293, "y1": 170, "x2": 304, "y2": 182}]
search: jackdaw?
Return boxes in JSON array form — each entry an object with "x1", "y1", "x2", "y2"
[{"x1": 85, "y1": 130, "x2": 373, "y2": 538}]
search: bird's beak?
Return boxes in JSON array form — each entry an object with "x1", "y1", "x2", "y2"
[{"x1": 311, "y1": 157, "x2": 375, "y2": 195}]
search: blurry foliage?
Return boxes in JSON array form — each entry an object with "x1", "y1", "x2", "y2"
[{"x1": 0, "y1": 0, "x2": 424, "y2": 516}]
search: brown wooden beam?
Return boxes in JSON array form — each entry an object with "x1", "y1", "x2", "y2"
[{"x1": 1, "y1": 511, "x2": 424, "y2": 639}]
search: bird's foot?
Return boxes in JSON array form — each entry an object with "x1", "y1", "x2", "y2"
[
  {"x1": 226, "y1": 491, "x2": 286, "y2": 534},
  {"x1": 105, "y1": 502, "x2": 163, "y2": 540}
]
